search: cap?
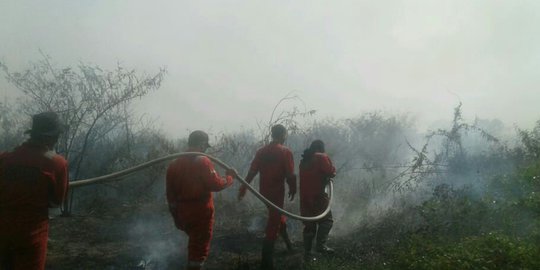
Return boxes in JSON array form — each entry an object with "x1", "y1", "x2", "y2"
[
  {"x1": 25, "y1": 112, "x2": 65, "y2": 137},
  {"x1": 188, "y1": 130, "x2": 211, "y2": 148}
]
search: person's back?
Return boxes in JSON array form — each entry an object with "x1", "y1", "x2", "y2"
[
  {"x1": 299, "y1": 152, "x2": 335, "y2": 213},
  {"x1": 0, "y1": 143, "x2": 67, "y2": 223},
  {"x1": 298, "y1": 140, "x2": 336, "y2": 261},
  {"x1": 166, "y1": 155, "x2": 232, "y2": 228},
  {"x1": 253, "y1": 142, "x2": 293, "y2": 200},
  {"x1": 166, "y1": 130, "x2": 236, "y2": 270},
  {"x1": 0, "y1": 112, "x2": 68, "y2": 270},
  {"x1": 238, "y1": 124, "x2": 296, "y2": 270},
  {"x1": 168, "y1": 156, "x2": 212, "y2": 202}
]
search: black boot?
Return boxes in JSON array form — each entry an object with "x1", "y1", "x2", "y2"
[
  {"x1": 261, "y1": 239, "x2": 275, "y2": 270},
  {"x1": 280, "y1": 224, "x2": 294, "y2": 252},
  {"x1": 316, "y1": 217, "x2": 334, "y2": 254},
  {"x1": 303, "y1": 230, "x2": 316, "y2": 262}
]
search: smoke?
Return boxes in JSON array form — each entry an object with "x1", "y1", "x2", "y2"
[
  {"x1": 247, "y1": 216, "x2": 266, "y2": 236},
  {"x1": 127, "y1": 206, "x2": 188, "y2": 270},
  {"x1": 56, "y1": 107, "x2": 535, "y2": 268}
]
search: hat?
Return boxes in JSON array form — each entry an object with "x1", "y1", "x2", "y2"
[
  {"x1": 25, "y1": 112, "x2": 65, "y2": 137},
  {"x1": 188, "y1": 130, "x2": 211, "y2": 148}
]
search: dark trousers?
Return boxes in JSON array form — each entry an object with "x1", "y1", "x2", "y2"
[{"x1": 303, "y1": 210, "x2": 333, "y2": 252}]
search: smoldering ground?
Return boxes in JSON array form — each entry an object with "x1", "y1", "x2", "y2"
[{"x1": 12, "y1": 105, "x2": 539, "y2": 269}]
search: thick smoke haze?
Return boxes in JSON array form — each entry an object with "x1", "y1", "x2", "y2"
[
  {"x1": 2, "y1": 2, "x2": 540, "y2": 269},
  {"x1": 2, "y1": 0, "x2": 540, "y2": 138}
]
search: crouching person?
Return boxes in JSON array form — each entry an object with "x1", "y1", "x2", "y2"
[
  {"x1": 0, "y1": 112, "x2": 69, "y2": 270},
  {"x1": 166, "y1": 130, "x2": 237, "y2": 270}
]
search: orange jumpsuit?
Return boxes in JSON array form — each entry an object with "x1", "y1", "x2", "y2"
[
  {"x1": 248, "y1": 143, "x2": 296, "y2": 241},
  {"x1": 0, "y1": 142, "x2": 68, "y2": 270},
  {"x1": 299, "y1": 153, "x2": 335, "y2": 216},
  {"x1": 166, "y1": 153, "x2": 233, "y2": 263},
  {"x1": 299, "y1": 152, "x2": 335, "y2": 250}
]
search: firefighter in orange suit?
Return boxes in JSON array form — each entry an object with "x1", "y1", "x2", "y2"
[
  {"x1": 299, "y1": 140, "x2": 336, "y2": 261},
  {"x1": 238, "y1": 124, "x2": 296, "y2": 270},
  {"x1": 0, "y1": 112, "x2": 69, "y2": 270},
  {"x1": 166, "y1": 130, "x2": 237, "y2": 270}
]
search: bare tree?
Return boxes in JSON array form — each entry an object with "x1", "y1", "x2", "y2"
[
  {"x1": 0, "y1": 101, "x2": 25, "y2": 150},
  {"x1": 257, "y1": 92, "x2": 316, "y2": 145},
  {"x1": 392, "y1": 103, "x2": 501, "y2": 192},
  {"x1": 0, "y1": 53, "x2": 166, "y2": 214}
]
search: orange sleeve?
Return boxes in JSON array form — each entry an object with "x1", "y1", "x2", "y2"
[
  {"x1": 201, "y1": 157, "x2": 232, "y2": 192},
  {"x1": 320, "y1": 154, "x2": 336, "y2": 178},
  {"x1": 49, "y1": 156, "x2": 69, "y2": 207},
  {"x1": 248, "y1": 150, "x2": 261, "y2": 174},
  {"x1": 285, "y1": 149, "x2": 295, "y2": 176},
  {"x1": 284, "y1": 149, "x2": 296, "y2": 192}
]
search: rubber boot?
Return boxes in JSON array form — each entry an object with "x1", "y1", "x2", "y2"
[
  {"x1": 261, "y1": 239, "x2": 275, "y2": 270},
  {"x1": 303, "y1": 231, "x2": 316, "y2": 263},
  {"x1": 279, "y1": 224, "x2": 294, "y2": 252},
  {"x1": 316, "y1": 223, "x2": 334, "y2": 254}
]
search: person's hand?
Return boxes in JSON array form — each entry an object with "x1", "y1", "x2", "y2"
[
  {"x1": 323, "y1": 177, "x2": 333, "y2": 186},
  {"x1": 288, "y1": 189, "x2": 296, "y2": 201},
  {"x1": 238, "y1": 185, "x2": 247, "y2": 201},
  {"x1": 226, "y1": 168, "x2": 239, "y2": 179},
  {"x1": 287, "y1": 181, "x2": 297, "y2": 201}
]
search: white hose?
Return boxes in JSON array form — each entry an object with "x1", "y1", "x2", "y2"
[{"x1": 69, "y1": 152, "x2": 333, "y2": 222}]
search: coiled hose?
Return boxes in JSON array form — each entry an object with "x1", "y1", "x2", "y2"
[{"x1": 69, "y1": 152, "x2": 333, "y2": 222}]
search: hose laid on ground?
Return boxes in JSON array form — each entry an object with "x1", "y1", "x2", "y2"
[{"x1": 69, "y1": 152, "x2": 333, "y2": 222}]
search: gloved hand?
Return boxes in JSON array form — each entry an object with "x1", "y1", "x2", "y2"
[
  {"x1": 288, "y1": 185, "x2": 296, "y2": 201},
  {"x1": 287, "y1": 175, "x2": 297, "y2": 201},
  {"x1": 322, "y1": 177, "x2": 332, "y2": 186}
]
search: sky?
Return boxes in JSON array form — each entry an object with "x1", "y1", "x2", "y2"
[{"x1": 1, "y1": 0, "x2": 539, "y2": 138}]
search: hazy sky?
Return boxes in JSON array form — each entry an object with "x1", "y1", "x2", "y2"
[{"x1": 1, "y1": 0, "x2": 539, "y2": 137}]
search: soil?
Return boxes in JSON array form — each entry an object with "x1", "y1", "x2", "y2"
[{"x1": 45, "y1": 201, "x2": 309, "y2": 270}]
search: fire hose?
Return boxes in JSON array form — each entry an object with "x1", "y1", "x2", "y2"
[{"x1": 69, "y1": 152, "x2": 333, "y2": 222}]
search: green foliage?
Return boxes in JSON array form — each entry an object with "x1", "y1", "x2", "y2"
[
  {"x1": 304, "y1": 257, "x2": 372, "y2": 270},
  {"x1": 389, "y1": 157, "x2": 540, "y2": 269},
  {"x1": 392, "y1": 233, "x2": 540, "y2": 270},
  {"x1": 418, "y1": 184, "x2": 490, "y2": 237}
]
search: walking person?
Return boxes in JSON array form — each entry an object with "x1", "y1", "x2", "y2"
[
  {"x1": 238, "y1": 124, "x2": 296, "y2": 270},
  {"x1": 299, "y1": 140, "x2": 336, "y2": 261},
  {"x1": 166, "y1": 130, "x2": 237, "y2": 270},
  {"x1": 0, "y1": 112, "x2": 69, "y2": 270}
]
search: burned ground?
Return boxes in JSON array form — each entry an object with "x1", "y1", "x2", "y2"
[{"x1": 47, "y1": 199, "x2": 310, "y2": 270}]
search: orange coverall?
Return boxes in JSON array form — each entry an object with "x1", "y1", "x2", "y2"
[
  {"x1": 299, "y1": 152, "x2": 336, "y2": 251},
  {"x1": 299, "y1": 153, "x2": 335, "y2": 216},
  {"x1": 0, "y1": 142, "x2": 68, "y2": 270},
  {"x1": 246, "y1": 143, "x2": 296, "y2": 241},
  {"x1": 166, "y1": 154, "x2": 233, "y2": 263}
]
